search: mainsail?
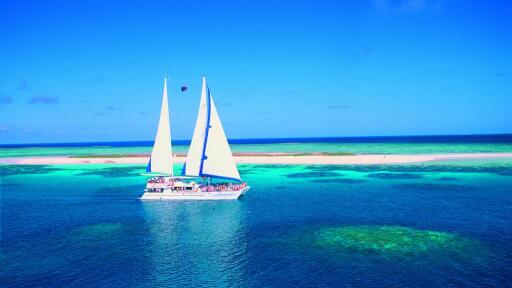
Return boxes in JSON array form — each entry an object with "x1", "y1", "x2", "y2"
[
  {"x1": 182, "y1": 77, "x2": 241, "y2": 181},
  {"x1": 146, "y1": 78, "x2": 173, "y2": 175}
]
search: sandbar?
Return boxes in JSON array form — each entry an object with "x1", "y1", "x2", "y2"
[{"x1": 1, "y1": 153, "x2": 512, "y2": 165}]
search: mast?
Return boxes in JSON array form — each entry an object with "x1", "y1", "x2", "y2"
[{"x1": 146, "y1": 77, "x2": 173, "y2": 175}]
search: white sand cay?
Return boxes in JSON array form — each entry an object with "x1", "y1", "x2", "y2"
[{"x1": 1, "y1": 153, "x2": 512, "y2": 165}]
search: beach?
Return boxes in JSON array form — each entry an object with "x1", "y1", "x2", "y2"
[{"x1": 2, "y1": 152, "x2": 512, "y2": 165}]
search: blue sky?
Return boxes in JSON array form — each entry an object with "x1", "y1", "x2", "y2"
[{"x1": 1, "y1": 0, "x2": 511, "y2": 144}]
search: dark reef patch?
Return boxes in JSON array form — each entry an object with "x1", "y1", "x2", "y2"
[
  {"x1": 310, "y1": 178, "x2": 367, "y2": 184},
  {"x1": 367, "y1": 172, "x2": 423, "y2": 180},
  {"x1": 0, "y1": 165, "x2": 63, "y2": 177},
  {"x1": 78, "y1": 166, "x2": 144, "y2": 178},
  {"x1": 308, "y1": 225, "x2": 484, "y2": 257},
  {"x1": 286, "y1": 171, "x2": 342, "y2": 178},
  {"x1": 304, "y1": 165, "x2": 346, "y2": 172},
  {"x1": 439, "y1": 177, "x2": 459, "y2": 181},
  {"x1": 238, "y1": 168, "x2": 259, "y2": 175}
]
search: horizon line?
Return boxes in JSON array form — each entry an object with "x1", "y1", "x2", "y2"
[{"x1": 1, "y1": 133, "x2": 512, "y2": 147}]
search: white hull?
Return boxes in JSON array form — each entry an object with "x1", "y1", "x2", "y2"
[{"x1": 140, "y1": 186, "x2": 249, "y2": 201}]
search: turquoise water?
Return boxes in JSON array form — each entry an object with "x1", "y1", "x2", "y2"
[
  {"x1": 2, "y1": 159, "x2": 512, "y2": 287},
  {"x1": 2, "y1": 142, "x2": 512, "y2": 157}
]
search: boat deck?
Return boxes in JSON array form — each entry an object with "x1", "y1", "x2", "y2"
[{"x1": 140, "y1": 186, "x2": 250, "y2": 200}]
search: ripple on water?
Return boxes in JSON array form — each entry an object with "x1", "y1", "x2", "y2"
[{"x1": 394, "y1": 183, "x2": 472, "y2": 192}]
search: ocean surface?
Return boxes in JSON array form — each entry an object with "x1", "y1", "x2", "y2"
[
  {"x1": 1, "y1": 136, "x2": 512, "y2": 287},
  {"x1": 2, "y1": 134, "x2": 512, "y2": 157}
]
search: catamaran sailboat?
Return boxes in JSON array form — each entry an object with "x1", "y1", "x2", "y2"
[{"x1": 140, "y1": 77, "x2": 249, "y2": 200}]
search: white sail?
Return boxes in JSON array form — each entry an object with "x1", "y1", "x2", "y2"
[
  {"x1": 201, "y1": 93, "x2": 241, "y2": 181},
  {"x1": 182, "y1": 77, "x2": 208, "y2": 176},
  {"x1": 146, "y1": 78, "x2": 173, "y2": 175},
  {"x1": 182, "y1": 77, "x2": 241, "y2": 181}
]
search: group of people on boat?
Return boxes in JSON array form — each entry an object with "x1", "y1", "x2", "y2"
[
  {"x1": 199, "y1": 182, "x2": 247, "y2": 192},
  {"x1": 146, "y1": 176, "x2": 246, "y2": 192},
  {"x1": 147, "y1": 177, "x2": 167, "y2": 184}
]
